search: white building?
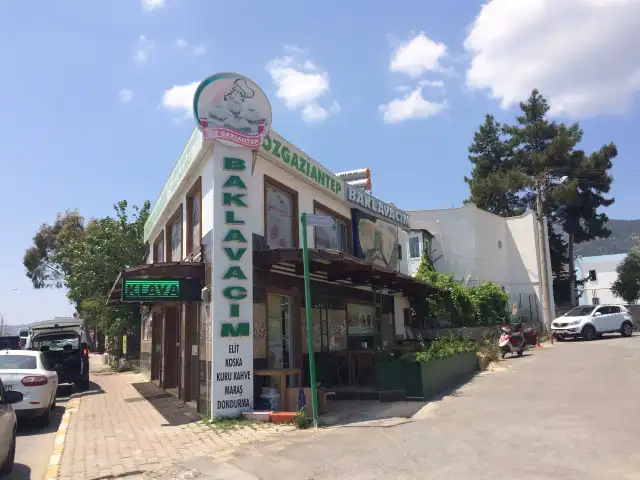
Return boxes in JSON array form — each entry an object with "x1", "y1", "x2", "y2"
[
  {"x1": 407, "y1": 203, "x2": 555, "y2": 325},
  {"x1": 576, "y1": 253, "x2": 627, "y2": 305}
]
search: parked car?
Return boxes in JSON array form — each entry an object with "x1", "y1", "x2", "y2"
[
  {"x1": 26, "y1": 318, "x2": 90, "y2": 392},
  {"x1": 551, "y1": 305, "x2": 634, "y2": 341},
  {"x1": 0, "y1": 350, "x2": 58, "y2": 426},
  {"x1": 0, "y1": 338, "x2": 20, "y2": 351},
  {"x1": 0, "y1": 378, "x2": 24, "y2": 476}
]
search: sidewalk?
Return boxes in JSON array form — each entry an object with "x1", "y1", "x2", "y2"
[{"x1": 56, "y1": 356, "x2": 294, "y2": 480}]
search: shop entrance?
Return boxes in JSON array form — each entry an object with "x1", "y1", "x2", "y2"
[
  {"x1": 267, "y1": 294, "x2": 296, "y2": 370},
  {"x1": 161, "y1": 306, "x2": 179, "y2": 391},
  {"x1": 151, "y1": 312, "x2": 162, "y2": 381}
]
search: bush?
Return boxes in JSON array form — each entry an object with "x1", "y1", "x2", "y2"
[{"x1": 415, "y1": 336, "x2": 477, "y2": 363}]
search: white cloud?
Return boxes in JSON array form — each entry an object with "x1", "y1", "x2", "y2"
[
  {"x1": 141, "y1": 0, "x2": 165, "y2": 11},
  {"x1": 464, "y1": 0, "x2": 640, "y2": 117},
  {"x1": 192, "y1": 44, "x2": 206, "y2": 56},
  {"x1": 133, "y1": 35, "x2": 153, "y2": 63},
  {"x1": 162, "y1": 82, "x2": 199, "y2": 112},
  {"x1": 390, "y1": 32, "x2": 448, "y2": 77},
  {"x1": 266, "y1": 47, "x2": 339, "y2": 122},
  {"x1": 379, "y1": 86, "x2": 446, "y2": 124},
  {"x1": 301, "y1": 101, "x2": 341, "y2": 123},
  {"x1": 175, "y1": 38, "x2": 188, "y2": 48},
  {"x1": 118, "y1": 88, "x2": 134, "y2": 103}
]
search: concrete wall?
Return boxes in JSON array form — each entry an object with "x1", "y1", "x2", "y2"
[
  {"x1": 408, "y1": 203, "x2": 555, "y2": 324},
  {"x1": 576, "y1": 253, "x2": 627, "y2": 305}
]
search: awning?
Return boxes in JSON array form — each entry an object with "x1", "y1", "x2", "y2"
[
  {"x1": 254, "y1": 248, "x2": 440, "y2": 297},
  {"x1": 107, "y1": 262, "x2": 205, "y2": 305}
]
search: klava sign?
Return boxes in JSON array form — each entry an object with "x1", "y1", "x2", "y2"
[{"x1": 121, "y1": 279, "x2": 202, "y2": 302}]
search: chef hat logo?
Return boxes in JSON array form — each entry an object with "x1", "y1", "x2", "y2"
[{"x1": 224, "y1": 78, "x2": 255, "y2": 101}]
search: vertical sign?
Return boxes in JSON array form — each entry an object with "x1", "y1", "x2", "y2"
[
  {"x1": 211, "y1": 147, "x2": 254, "y2": 416},
  {"x1": 194, "y1": 73, "x2": 272, "y2": 418}
]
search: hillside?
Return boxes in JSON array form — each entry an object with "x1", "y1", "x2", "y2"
[{"x1": 573, "y1": 219, "x2": 640, "y2": 257}]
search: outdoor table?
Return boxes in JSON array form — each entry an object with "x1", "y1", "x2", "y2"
[{"x1": 254, "y1": 368, "x2": 301, "y2": 411}]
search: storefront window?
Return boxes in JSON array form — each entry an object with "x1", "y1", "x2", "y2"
[
  {"x1": 409, "y1": 236, "x2": 420, "y2": 258},
  {"x1": 171, "y1": 219, "x2": 182, "y2": 261},
  {"x1": 154, "y1": 237, "x2": 164, "y2": 262},
  {"x1": 314, "y1": 208, "x2": 346, "y2": 251},
  {"x1": 266, "y1": 185, "x2": 293, "y2": 248},
  {"x1": 191, "y1": 192, "x2": 201, "y2": 253},
  {"x1": 346, "y1": 303, "x2": 376, "y2": 337}
]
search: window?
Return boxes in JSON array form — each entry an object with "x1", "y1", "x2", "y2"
[
  {"x1": 609, "y1": 306, "x2": 621, "y2": 314},
  {"x1": 170, "y1": 218, "x2": 182, "y2": 261},
  {"x1": 0, "y1": 355, "x2": 37, "y2": 370},
  {"x1": 589, "y1": 270, "x2": 597, "y2": 281},
  {"x1": 314, "y1": 209, "x2": 347, "y2": 251},
  {"x1": 153, "y1": 233, "x2": 164, "y2": 262},
  {"x1": 398, "y1": 244, "x2": 403, "y2": 260},
  {"x1": 409, "y1": 236, "x2": 421, "y2": 258},
  {"x1": 592, "y1": 297, "x2": 600, "y2": 305},
  {"x1": 265, "y1": 178, "x2": 297, "y2": 248},
  {"x1": 186, "y1": 178, "x2": 202, "y2": 256}
]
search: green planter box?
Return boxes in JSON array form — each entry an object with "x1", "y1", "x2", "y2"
[
  {"x1": 376, "y1": 351, "x2": 478, "y2": 399},
  {"x1": 376, "y1": 361, "x2": 423, "y2": 398}
]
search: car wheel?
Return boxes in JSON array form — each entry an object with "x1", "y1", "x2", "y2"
[
  {"x1": 517, "y1": 350, "x2": 523, "y2": 357},
  {"x1": 38, "y1": 404, "x2": 51, "y2": 427},
  {"x1": 554, "y1": 335, "x2": 565, "y2": 342},
  {"x1": 621, "y1": 321, "x2": 633, "y2": 337},
  {"x1": 582, "y1": 324, "x2": 597, "y2": 341},
  {"x1": 0, "y1": 431, "x2": 15, "y2": 474}
]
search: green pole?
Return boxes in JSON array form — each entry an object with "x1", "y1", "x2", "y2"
[{"x1": 301, "y1": 213, "x2": 319, "y2": 428}]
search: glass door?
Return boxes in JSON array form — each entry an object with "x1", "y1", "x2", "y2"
[{"x1": 267, "y1": 294, "x2": 295, "y2": 369}]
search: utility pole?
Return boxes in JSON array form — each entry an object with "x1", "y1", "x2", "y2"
[
  {"x1": 535, "y1": 173, "x2": 553, "y2": 333},
  {"x1": 0, "y1": 312, "x2": 5, "y2": 336}
]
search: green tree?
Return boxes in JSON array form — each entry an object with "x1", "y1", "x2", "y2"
[
  {"x1": 465, "y1": 90, "x2": 616, "y2": 305},
  {"x1": 62, "y1": 200, "x2": 150, "y2": 337},
  {"x1": 611, "y1": 248, "x2": 640, "y2": 305},
  {"x1": 23, "y1": 210, "x2": 85, "y2": 290}
]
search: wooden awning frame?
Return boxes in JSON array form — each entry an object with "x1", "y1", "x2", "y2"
[
  {"x1": 254, "y1": 248, "x2": 440, "y2": 297},
  {"x1": 107, "y1": 262, "x2": 205, "y2": 305}
]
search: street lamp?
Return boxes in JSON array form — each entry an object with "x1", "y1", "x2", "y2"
[{"x1": 300, "y1": 213, "x2": 334, "y2": 428}]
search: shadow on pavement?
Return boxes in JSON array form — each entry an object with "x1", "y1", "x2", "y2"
[
  {"x1": 130, "y1": 382, "x2": 200, "y2": 427},
  {"x1": 16, "y1": 405, "x2": 66, "y2": 436},
  {"x1": 5, "y1": 463, "x2": 31, "y2": 480}
]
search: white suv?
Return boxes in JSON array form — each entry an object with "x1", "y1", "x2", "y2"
[{"x1": 551, "y1": 305, "x2": 634, "y2": 341}]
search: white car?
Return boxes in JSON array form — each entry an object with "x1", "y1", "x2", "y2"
[
  {"x1": 551, "y1": 305, "x2": 634, "y2": 341},
  {"x1": 0, "y1": 350, "x2": 58, "y2": 426}
]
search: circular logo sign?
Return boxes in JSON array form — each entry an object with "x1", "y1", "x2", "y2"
[{"x1": 193, "y1": 73, "x2": 272, "y2": 149}]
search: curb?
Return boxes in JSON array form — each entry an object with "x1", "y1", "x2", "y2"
[{"x1": 44, "y1": 395, "x2": 81, "y2": 480}]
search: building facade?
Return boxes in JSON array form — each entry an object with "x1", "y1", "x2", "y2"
[
  {"x1": 407, "y1": 203, "x2": 555, "y2": 325},
  {"x1": 576, "y1": 253, "x2": 627, "y2": 306},
  {"x1": 108, "y1": 76, "x2": 433, "y2": 417}
]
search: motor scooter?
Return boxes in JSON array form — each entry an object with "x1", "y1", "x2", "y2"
[{"x1": 498, "y1": 323, "x2": 526, "y2": 358}]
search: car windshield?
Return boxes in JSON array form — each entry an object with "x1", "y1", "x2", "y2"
[
  {"x1": 565, "y1": 306, "x2": 596, "y2": 317},
  {"x1": 0, "y1": 355, "x2": 37, "y2": 370},
  {"x1": 32, "y1": 332, "x2": 80, "y2": 351},
  {"x1": 19, "y1": 330, "x2": 28, "y2": 337}
]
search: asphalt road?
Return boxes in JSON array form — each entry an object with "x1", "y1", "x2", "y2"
[
  {"x1": 219, "y1": 334, "x2": 640, "y2": 479},
  {"x1": 7, "y1": 386, "x2": 72, "y2": 480}
]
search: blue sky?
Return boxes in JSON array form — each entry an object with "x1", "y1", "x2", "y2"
[{"x1": 1, "y1": 0, "x2": 639, "y2": 325}]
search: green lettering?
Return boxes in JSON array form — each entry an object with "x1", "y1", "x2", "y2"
[
  {"x1": 281, "y1": 146, "x2": 291, "y2": 163},
  {"x1": 223, "y1": 286, "x2": 247, "y2": 300},
  {"x1": 223, "y1": 247, "x2": 247, "y2": 261},
  {"x1": 306, "y1": 160, "x2": 310, "y2": 177},
  {"x1": 223, "y1": 192, "x2": 247, "y2": 207},
  {"x1": 223, "y1": 157, "x2": 246, "y2": 171},
  {"x1": 298, "y1": 157, "x2": 307, "y2": 174},
  {"x1": 317, "y1": 171, "x2": 325, "y2": 186},
  {"x1": 262, "y1": 135, "x2": 272, "y2": 151},
  {"x1": 225, "y1": 211, "x2": 245, "y2": 225},
  {"x1": 223, "y1": 229, "x2": 247, "y2": 243},
  {"x1": 291, "y1": 153, "x2": 299, "y2": 169},
  {"x1": 230, "y1": 304, "x2": 240, "y2": 318},
  {"x1": 223, "y1": 266, "x2": 247, "y2": 280},
  {"x1": 222, "y1": 175, "x2": 247, "y2": 189},
  {"x1": 272, "y1": 139, "x2": 282, "y2": 158},
  {"x1": 310, "y1": 165, "x2": 317, "y2": 181},
  {"x1": 221, "y1": 322, "x2": 250, "y2": 337},
  {"x1": 169, "y1": 284, "x2": 179, "y2": 296},
  {"x1": 331, "y1": 178, "x2": 336, "y2": 192},
  {"x1": 335, "y1": 181, "x2": 342, "y2": 195}
]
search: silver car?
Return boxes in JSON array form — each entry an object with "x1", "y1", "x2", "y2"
[{"x1": 0, "y1": 378, "x2": 23, "y2": 476}]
